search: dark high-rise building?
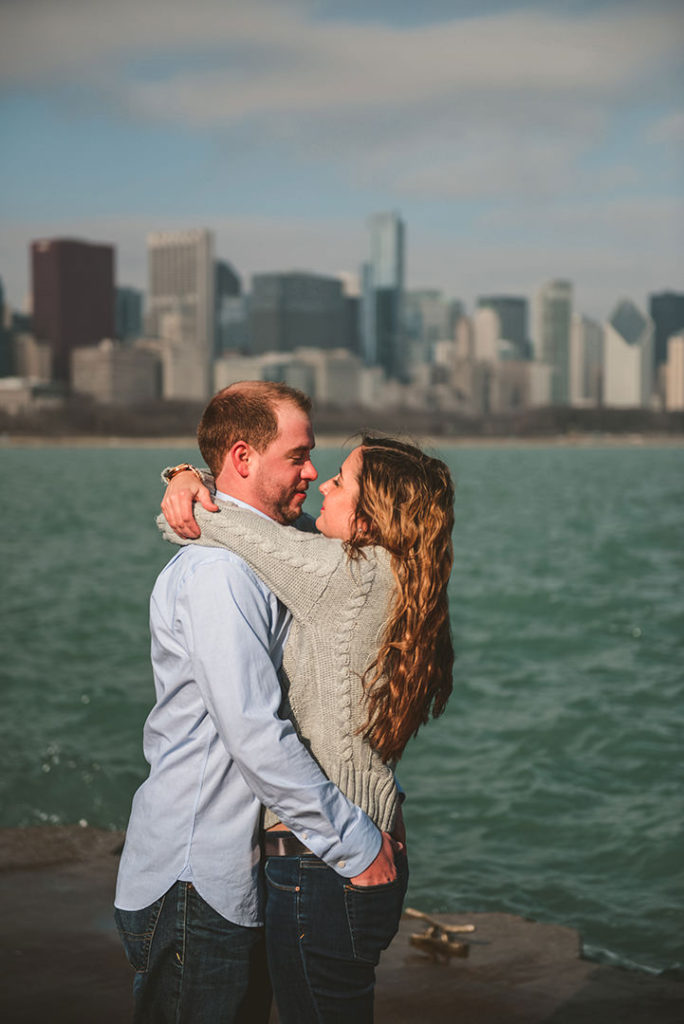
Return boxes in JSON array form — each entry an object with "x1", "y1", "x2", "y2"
[
  {"x1": 215, "y1": 260, "x2": 241, "y2": 302},
  {"x1": 477, "y1": 295, "x2": 529, "y2": 359},
  {"x1": 0, "y1": 276, "x2": 13, "y2": 377},
  {"x1": 115, "y1": 286, "x2": 144, "y2": 343},
  {"x1": 360, "y1": 212, "x2": 406, "y2": 380},
  {"x1": 649, "y1": 291, "x2": 684, "y2": 367},
  {"x1": 215, "y1": 260, "x2": 242, "y2": 356},
  {"x1": 344, "y1": 294, "x2": 361, "y2": 356},
  {"x1": 249, "y1": 272, "x2": 346, "y2": 355},
  {"x1": 31, "y1": 238, "x2": 115, "y2": 382}
]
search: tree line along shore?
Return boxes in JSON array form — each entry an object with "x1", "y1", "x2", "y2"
[{"x1": 2, "y1": 396, "x2": 684, "y2": 442}]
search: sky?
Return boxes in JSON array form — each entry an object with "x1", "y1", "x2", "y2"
[{"x1": 1, "y1": 0, "x2": 682, "y2": 320}]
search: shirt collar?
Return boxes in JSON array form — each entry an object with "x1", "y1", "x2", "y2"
[{"x1": 215, "y1": 490, "x2": 273, "y2": 522}]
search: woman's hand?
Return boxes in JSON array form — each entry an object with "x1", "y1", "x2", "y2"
[
  {"x1": 350, "y1": 831, "x2": 399, "y2": 887},
  {"x1": 161, "y1": 471, "x2": 218, "y2": 539}
]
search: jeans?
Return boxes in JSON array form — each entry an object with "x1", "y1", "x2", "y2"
[
  {"x1": 265, "y1": 850, "x2": 408, "y2": 1024},
  {"x1": 114, "y1": 881, "x2": 271, "y2": 1024}
]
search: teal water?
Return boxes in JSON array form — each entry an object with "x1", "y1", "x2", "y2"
[{"x1": 1, "y1": 444, "x2": 682, "y2": 974}]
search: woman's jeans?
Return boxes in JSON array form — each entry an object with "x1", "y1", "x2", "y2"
[
  {"x1": 265, "y1": 849, "x2": 409, "y2": 1024},
  {"x1": 114, "y1": 881, "x2": 271, "y2": 1024}
]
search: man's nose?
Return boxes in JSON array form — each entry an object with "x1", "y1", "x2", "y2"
[{"x1": 301, "y1": 460, "x2": 318, "y2": 481}]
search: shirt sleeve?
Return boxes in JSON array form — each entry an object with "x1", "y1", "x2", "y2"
[{"x1": 175, "y1": 554, "x2": 381, "y2": 876}]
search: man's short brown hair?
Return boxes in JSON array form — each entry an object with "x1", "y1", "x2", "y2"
[{"x1": 197, "y1": 381, "x2": 312, "y2": 477}]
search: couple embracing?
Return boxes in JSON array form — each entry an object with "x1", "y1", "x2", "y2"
[{"x1": 115, "y1": 380, "x2": 454, "y2": 1023}]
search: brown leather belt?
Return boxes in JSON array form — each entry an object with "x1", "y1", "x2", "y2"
[{"x1": 262, "y1": 831, "x2": 312, "y2": 857}]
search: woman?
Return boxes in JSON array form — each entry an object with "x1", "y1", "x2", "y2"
[{"x1": 160, "y1": 435, "x2": 454, "y2": 1023}]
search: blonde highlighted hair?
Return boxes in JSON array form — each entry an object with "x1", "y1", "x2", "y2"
[{"x1": 347, "y1": 435, "x2": 455, "y2": 763}]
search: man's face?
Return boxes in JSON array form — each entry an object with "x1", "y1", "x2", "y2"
[{"x1": 249, "y1": 403, "x2": 317, "y2": 523}]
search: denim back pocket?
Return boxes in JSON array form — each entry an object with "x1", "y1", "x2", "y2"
[{"x1": 114, "y1": 896, "x2": 166, "y2": 973}]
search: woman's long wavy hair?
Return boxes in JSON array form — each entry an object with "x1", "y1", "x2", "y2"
[{"x1": 346, "y1": 435, "x2": 455, "y2": 763}]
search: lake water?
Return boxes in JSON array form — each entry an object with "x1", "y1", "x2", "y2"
[{"x1": 1, "y1": 442, "x2": 682, "y2": 975}]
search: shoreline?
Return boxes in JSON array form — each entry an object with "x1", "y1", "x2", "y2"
[
  {"x1": 1, "y1": 825, "x2": 682, "y2": 1024},
  {"x1": 2, "y1": 432, "x2": 684, "y2": 450}
]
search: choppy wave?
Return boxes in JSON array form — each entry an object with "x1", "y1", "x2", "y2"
[{"x1": 1, "y1": 444, "x2": 682, "y2": 973}]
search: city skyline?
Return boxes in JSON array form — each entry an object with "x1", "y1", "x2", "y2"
[{"x1": 1, "y1": 1, "x2": 682, "y2": 317}]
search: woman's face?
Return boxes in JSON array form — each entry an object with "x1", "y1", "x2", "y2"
[{"x1": 316, "y1": 446, "x2": 364, "y2": 540}]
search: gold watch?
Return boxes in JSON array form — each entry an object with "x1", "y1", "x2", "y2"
[{"x1": 163, "y1": 463, "x2": 205, "y2": 485}]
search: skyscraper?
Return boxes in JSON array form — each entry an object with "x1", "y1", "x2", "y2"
[
  {"x1": 31, "y1": 238, "x2": 115, "y2": 383},
  {"x1": 665, "y1": 334, "x2": 684, "y2": 411},
  {"x1": 146, "y1": 229, "x2": 214, "y2": 400},
  {"x1": 0, "y1": 276, "x2": 11, "y2": 377},
  {"x1": 215, "y1": 260, "x2": 242, "y2": 357},
  {"x1": 360, "y1": 212, "x2": 406, "y2": 380},
  {"x1": 603, "y1": 299, "x2": 654, "y2": 408},
  {"x1": 404, "y1": 290, "x2": 450, "y2": 368},
  {"x1": 533, "y1": 280, "x2": 573, "y2": 404},
  {"x1": 477, "y1": 296, "x2": 529, "y2": 359},
  {"x1": 115, "y1": 286, "x2": 144, "y2": 343},
  {"x1": 649, "y1": 291, "x2": 684, "y2": 367},
  {"x1": 569, "y1": 314, "x2": 602, "y2": 407},
  {"x1": 215, "y1": 260, "x2": 241, "y2": 303},
  {"x1": 249, "y1": 272, "x2": 346, "y2": 355}
]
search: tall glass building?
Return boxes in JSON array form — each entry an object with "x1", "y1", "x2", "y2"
[
  {"x1": 533, "y1": 279, "x2": 573, "y2": 405},
  {"x1": 649, "y1": 291, "x2": 684, "y2": 367},
  {"x1": 360, "y1": 212, "x2": 406, "y2": 381}
]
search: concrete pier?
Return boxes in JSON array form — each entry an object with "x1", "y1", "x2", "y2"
[{"x1": 1, "y1": 827, "x2": 681, "y2": 1023}]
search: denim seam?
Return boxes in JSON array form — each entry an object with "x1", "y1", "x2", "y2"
[
  {"x1": 343, "y1": 886, "x2": 361, "y2": 961},
  {"x1": 181, "y1": 882, "x2": 189, "y2": 969},
  {"x1": 170, "y1": 882, "x2": 187, "y2": 1024},
  {"x1": 145, "y1": 893, "x2": 166, "y2": 973},
  {"x1": 296, "y1": 856, "x2": 324, "y2": 1024},
  {"x1": 120, "y1": 893, "x2": 166, "y2": 974}
]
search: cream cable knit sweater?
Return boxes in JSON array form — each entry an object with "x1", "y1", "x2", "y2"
[{"x1": 157, "y1": 499, "x2": 400, "y2": 833}]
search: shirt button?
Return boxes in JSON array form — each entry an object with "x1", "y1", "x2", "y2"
[
  {"x1": 302, "y1": 832, "x2": 308, "y2": 840},
  {"x1": 338, "y1": 860, "x2": 346, "y2": 868}
]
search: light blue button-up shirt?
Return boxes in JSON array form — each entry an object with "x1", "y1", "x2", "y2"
[{"x1": 115, "y1": 494, "x2": 381, "y2": 926}]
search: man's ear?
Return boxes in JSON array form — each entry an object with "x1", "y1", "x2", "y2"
[{"x1": 228, "y1": 441, "x2": 252, "y2": 479}]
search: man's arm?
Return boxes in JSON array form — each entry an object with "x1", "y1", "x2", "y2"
[{"x1": 178, "y1": 553, "x2": 396, "y2": 883}]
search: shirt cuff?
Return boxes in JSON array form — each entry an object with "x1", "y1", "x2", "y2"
[{"x1": 291, "y1": 812, "x2": 381, "y2": 878}]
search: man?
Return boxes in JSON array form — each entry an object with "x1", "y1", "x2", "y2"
[{"x1": 114, "y1": 381, "x2": 396, "y2": 1023}]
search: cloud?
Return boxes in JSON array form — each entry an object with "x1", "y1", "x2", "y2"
[
  {"x1": 2, "y1": 1, "x2": 680, "y2": 205},
  {"x1": 0, "y1": 2, "x2": 680, "y2": 316},
  {"x1": 2, "y1": 1, "x2": 680, "y2": 95},
  {"x1": 648, "y1": 111, "x2": 684, "y2": 145}
]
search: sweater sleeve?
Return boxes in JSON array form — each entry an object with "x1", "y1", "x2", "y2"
[{"x1": 157, "y1": 500, "x2": 352, "y2": 618}]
